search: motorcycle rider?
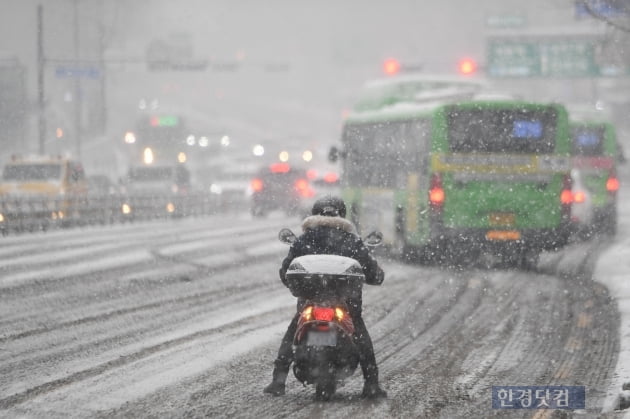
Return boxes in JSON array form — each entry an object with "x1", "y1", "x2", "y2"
[{"x1": 264, "y1": 196, "x2": 387, "y2": 399}]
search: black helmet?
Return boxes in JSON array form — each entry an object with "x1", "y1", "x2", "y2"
[{"x1": 311, "y1": 196, "x2": 346, "y2": 218}]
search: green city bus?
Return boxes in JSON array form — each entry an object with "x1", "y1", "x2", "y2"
[
  {"x1": 569, "y1": 120, "x2": 620, "y2": 235},
  {"x1": 332, "y1": 98, "x2": 574, "y2": 268}
]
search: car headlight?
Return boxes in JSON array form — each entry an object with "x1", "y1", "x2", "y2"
[{"x1": 121, "y1": 203, "x2": 132, "y2": 215}]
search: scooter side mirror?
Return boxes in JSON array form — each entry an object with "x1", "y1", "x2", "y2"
[
  {"x1": 278, "y1": 228, "x2": 297, "y2": 245},
  {"x1": 364, "y1": 231, "x2": 383, "y2": 247}
]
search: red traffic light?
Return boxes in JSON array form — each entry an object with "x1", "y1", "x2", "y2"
[
  {"x1": 458, "y1": 58, "x2": 477, "y2": 75},
  {"x1": 383, "y1": 58, "x2": 401, "y2": 76}
]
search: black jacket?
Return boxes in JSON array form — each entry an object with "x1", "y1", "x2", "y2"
[{"x1": 279, "y1": 215, "x2": 384, "y2": 287}]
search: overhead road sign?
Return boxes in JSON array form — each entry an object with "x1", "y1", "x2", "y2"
[
  {"x1": 487, "y1": 36, "x2": 607, "y2": 78},
  {"x1": 55, "y1": 65, "x2": 101, "y2": 79}
]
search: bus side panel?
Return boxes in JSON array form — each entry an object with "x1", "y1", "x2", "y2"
[{"x1": 400, "y1": 171, "x2": 434, "y2": 248}]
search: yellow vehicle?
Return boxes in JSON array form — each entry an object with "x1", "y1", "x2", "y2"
[{"x1": 0, "y1": 155, "x2": 88, "y2": 230}]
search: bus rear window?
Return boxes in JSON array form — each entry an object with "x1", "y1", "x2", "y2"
[
  {"x1": 571, "y1": 126, "x2": 605, "y2": 156},
  {"x1": 2, "y1": 164, "x2": 62, "y2": 181},
  {"x1": 446, "y1": 107, "x2": 558, "y2": 154}
]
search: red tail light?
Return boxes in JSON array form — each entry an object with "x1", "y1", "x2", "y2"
[
  {"x1": 312, "y1": 307, "x2": 335, "y2": 322},
  {"x1": 429, "y1": 173, "x2": 445, "y2": 206},
  {"x1": 294, "y1": 178, "x2": 315, "y2": 198},
  {"x1": 250, "y1": 178, "x2": 264, "y2": 192},
  {"x1": 607, "y1": 176, "x2": 619, "y2": 193},
  {"x1": 323, "y1": 172, "x2": 339, "y2": 183},
  {"x1": 560, "y1": 190, "x2": 573, "y2": 205},
  {"x1": 294, "y1": 178, "x2": 308, "y2": 190},
  {"x1": 270, "y1": 162, "x2": 290, "y2": 173}
]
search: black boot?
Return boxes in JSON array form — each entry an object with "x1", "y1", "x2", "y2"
[
  {"x1": 362, "y1": 381, "x2": 387, "y2": 399},
  {"x1": 263, "y1": 361, "x2": 290, "y2": 396},
  {"x1": 361, "y1": 364, "x2": 387, "y2": 399}
]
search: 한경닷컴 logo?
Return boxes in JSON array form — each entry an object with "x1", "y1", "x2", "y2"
[{"x1": 492, "y1": 386, "x2": 585, "y2": 409}]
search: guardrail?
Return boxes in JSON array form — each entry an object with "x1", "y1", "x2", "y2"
[{"x1": 0, "y1": 192, "x2": 246, "y2": 236}]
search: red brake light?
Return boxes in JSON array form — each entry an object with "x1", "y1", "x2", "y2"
[
  {"x1": 560, "y1": 190, "x2": 573, "y2": 205},
  {"x1": 323, "y1": 172, "x2": 339, "y2": 183},
  {"x1": 295, "y1": 178, "x2": 308, "y2": 190},
  {"x1": 429, "y1": 174, "x2": 444, "y2": 206},
  {"x1": 607, "y1": 177, "x2": 619, "y2": 193},
  {"x1": 251, "y1": 178, "x2": 264, "y2": 192},
  {"x1": 312, "y1": 307, "x2": 335, "y2": 322},
  {"x1": 294, "y1": 178, "x2": 315, "y2": 198},
  {"x1": 306, "y1": 169, "x2": 318, "y2": 180},
  {"x1": 270, "y1": 162, "x2": 290, "y2": 173}
]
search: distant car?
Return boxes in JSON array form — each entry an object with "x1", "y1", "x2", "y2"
[
  {"x1": 570, "y1": 121, "x2": 620, "y2": 235},
  {"x1": 249, "y1": 163, "x2": 314, "y2": 217},
  {"x1": 120, "y1": 164, "x2": 191, "y2": 219},
  {"x1": 206, "y1": 163, "x2": 258, "y2": 211}
]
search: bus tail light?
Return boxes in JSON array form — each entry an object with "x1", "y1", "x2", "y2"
[
  {"x1": 429, "y1": 173, "x2": 445, "y2": 208},
  {"x1": 607, "y1": 170, "x2": 620, "y2": 195}
]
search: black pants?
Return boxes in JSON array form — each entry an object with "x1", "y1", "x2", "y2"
[{"x1": 273, "y1": 298, "x2": 379, "y2": 383}]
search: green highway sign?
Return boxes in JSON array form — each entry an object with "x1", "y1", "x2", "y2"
[
  {"x1": 487, "y1": 40, "x2": 540, "y2": 77},
  {"x1": 487, "y1": 37, "x2": 600, "y2": 78},
  {"x1": 538, "y1": 40, "x2": 598, "y2": 77}
]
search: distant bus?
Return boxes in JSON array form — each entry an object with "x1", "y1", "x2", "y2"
[
  {"x1": 333, "y1": 98, "x2": 573, "y2": 268},
  {"x1": 570, "y1": 120, "x2": 620, "y2": 234},
  {"x1": 126, "y1": 114, "x2": 188, "y2": 165}
]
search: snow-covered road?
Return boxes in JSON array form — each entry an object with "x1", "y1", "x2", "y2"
[{"x1": 0, "y1": 206, "x2": 622, "y2": 418}]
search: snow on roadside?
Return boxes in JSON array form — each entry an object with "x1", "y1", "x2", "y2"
[{"x1": 594, "y1": 163, "x2": 630, "y2": 415}]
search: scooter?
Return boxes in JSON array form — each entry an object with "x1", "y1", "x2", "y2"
[{"x1": 278, "y1": 228, "x2": 382, "y2": 400}]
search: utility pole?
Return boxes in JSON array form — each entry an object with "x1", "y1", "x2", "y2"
[
  {"x1": 98, "y1": 3, "x2": 107, "y2": 135},
  {"x1": 73, "y1": 0, "x2": 82, "y2": 159},
  {"x1": 37, "y1": 5, "x2": 46, "y2": 155}
]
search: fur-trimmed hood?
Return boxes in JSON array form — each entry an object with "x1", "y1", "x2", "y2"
[{"x1": 301, "y1": 215, "x2": 358, "y2": 235}]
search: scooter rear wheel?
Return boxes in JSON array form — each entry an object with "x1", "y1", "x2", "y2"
[{"x1": 315, "y1": 381, "x2": 336, "y2": 401}]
